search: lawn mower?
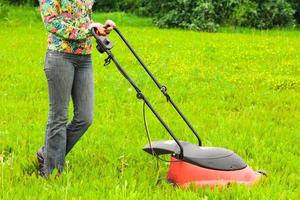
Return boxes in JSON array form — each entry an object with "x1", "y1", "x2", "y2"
[{"x1": 92, "y1": 28, "x2": 264, "y2": 189}]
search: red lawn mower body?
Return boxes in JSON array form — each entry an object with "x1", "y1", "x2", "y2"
[
  {"x1": 143, "y1": 140, "x2": 263, "y2": 189},
  {"x1": 167, "y1": 156, "x2": 262, "y2": 189}
]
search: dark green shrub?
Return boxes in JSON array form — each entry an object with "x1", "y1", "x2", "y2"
[
  {"x1": 230, "y1": 0, "x2": 259, "y2": 27},
  {"x1": 84, "y1": 0, "x2": 139, "y2": 12},
  {"x1": 150, "y1": 0, "x2": 218, "y2": 32},
  {"x1": 189, "y1": 1, "x2": 218, "y2": 31},
  {"x1": 287, "y1": 0, "x2": 300, "y2": 24},
  {"x1": 0, "y1": 2, "x2": 9, "y2": 19},
  {"x1": 3, "y1": 0, "x2": 299, "y2": 29},
  {"x1": 256, "y1": 0, "x2": 295, "y2": 29},
  {"x1": 136, "y1": 0, "x2": 159, "y2": 17},
  {"x1": 116, "y1": 0, "x2": 138, "y2": 12},
  {"x1": 213, "y1": 0, "x2": 241, "y2": 24},
  {"x1": 4, "y1": 0, "x2": 38, "y2": 6},
  {"x1": 93, "y1": 0, "x2": 139, "y2": 12},
  {"x1": 141, "y1": 0, "x2": 296, "y2": 30},
  {"x1": 93, "y1": 0, "x2": 119, "y2": 12}
]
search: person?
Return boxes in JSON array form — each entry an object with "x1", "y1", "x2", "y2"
[{"x1": 37, "y1": 0, "x2": 116, "y2": 177}]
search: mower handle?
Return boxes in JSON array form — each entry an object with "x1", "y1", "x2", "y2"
[
  {"x1": 112, "y1": 27, "x2": 202, "y2": 147},
  {"x1": 92, "y1": 27, "x2": 186, "y2": 159}
]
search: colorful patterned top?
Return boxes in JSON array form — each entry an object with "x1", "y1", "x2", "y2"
[{"x1": 39, "y1": 0, "x2": 94, "y2": 55}]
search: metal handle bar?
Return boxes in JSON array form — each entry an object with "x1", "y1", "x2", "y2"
[
  {"x1": 91, "y1": 27, "x2": 185, "y2": 159},
  {"x1": 113, "y1": 28, "x2": 202, "y2": 146}
]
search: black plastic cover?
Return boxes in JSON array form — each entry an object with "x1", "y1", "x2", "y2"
[{"x1": 143, "y1": 140, "x2": 247, "y2": 171}]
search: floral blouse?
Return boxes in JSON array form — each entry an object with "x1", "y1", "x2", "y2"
[{"x1": 39, "y1": 0, "x2": 94, "y2": 55}]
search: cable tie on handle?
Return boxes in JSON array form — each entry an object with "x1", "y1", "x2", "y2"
[
  {"x1": 104, "y1": 55, "x2": 112, "y2": 66},
  {"x1": 161, "y1": 86, "x2": 170, "y2": 102},
  {"x1": 136, "y1": 92, "x2": 144, "y2": 100}
]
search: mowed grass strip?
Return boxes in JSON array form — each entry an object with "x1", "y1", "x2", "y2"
[{"x1": 0, "y1": 6, "x2": 299, "y2": 200}]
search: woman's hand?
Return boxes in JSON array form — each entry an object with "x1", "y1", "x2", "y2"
[
  {"x1": 103, "y1": 20, "x2": 116, "y2": 35},
  {"x1": 89, "y1": 22, "x2": 107, "y2": 36},
  {"x1": 89, "y1": 20, "x2": 116, "y2": 36}
]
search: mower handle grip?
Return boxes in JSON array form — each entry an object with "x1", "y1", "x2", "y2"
[
  {"x1": 91, "y1": 27, "x2": 114, "y2": 53},
  {"x1": 91, "y1": 27, "x2": 100, "y2": 38}
]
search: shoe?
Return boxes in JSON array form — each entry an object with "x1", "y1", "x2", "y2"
[
  {"x1": 55, "y1": 172, "x2": 62, "y2": 179},
  {"x1": 37, "y1": 147, "x2": 45, "y2": 177}
]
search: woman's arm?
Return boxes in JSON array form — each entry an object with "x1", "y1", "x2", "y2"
[{"x1": 39, "y1": 0, "x2": 90, "y2": 40}]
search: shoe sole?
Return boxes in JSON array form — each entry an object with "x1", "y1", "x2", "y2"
[{"x1": 36, "y1": 149, "x2": 45, "y2": 177}]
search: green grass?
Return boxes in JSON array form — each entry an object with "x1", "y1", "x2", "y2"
[{"x1": 1, "y1": 6, "x2": 300, "y2": 199}]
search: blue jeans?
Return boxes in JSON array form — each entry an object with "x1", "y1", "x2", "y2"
[{"x1": 43, "y1": 50, "x2": 94, "y2": 176}]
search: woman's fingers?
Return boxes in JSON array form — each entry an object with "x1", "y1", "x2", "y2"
[
  {"x1": 104, "y1": 20, "x2": 116, "y2": 30},
  {"x1": 103, "y1": 20, "x2": 116, "y2": 35},
  {"x1": 104, "y1": 27, "x2": 113, "y2": 34},
  {"x1": 96, "y1": 27, "x2": 107, "y2": 36},
  {"x1": 89, "y1": 22, "x2": 107, "y2": 36},
  {"x1": 90, "y1": 20, "x2": 116, "y2": 36}
]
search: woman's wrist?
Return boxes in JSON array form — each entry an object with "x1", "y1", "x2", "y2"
[{"x1": 88, "y1": 22, "x2": 101, "y2": 35}]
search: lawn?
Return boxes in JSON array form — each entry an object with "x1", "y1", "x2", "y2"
[{"x1": 0, "y1": 6, "x2": 299, "y2": 200}]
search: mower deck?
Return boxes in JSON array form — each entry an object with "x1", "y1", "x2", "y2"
[
  {"x1": 144, "y1": 140, "x2": 262, "y2": 188},
  {"x1": 143, "y1": 140, "x2": 247, "y2": 170}
]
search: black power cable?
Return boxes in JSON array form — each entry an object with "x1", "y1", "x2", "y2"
[{"x1": 142, "y1": 101, "x2": 181, "y2": 163}]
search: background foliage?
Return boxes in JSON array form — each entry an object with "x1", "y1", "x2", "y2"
[
  {"x1": 2, "y1": 0, "x2": 300, "y2": 31},
  {"x1": 138, "y1": 0, "x2": 298, "y2": 31}
]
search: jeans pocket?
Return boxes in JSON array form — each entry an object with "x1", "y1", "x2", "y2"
[
  {"x1": 44, "y1": 51, "x2": 61, "y2": 71},
  {"x1": 44, "y1": 52, "x2": 60, "y2": 82}
]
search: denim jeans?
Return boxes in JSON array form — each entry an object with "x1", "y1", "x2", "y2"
[{"x1": 43, "y1": 49, "x2": 94, "y2": 176}]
